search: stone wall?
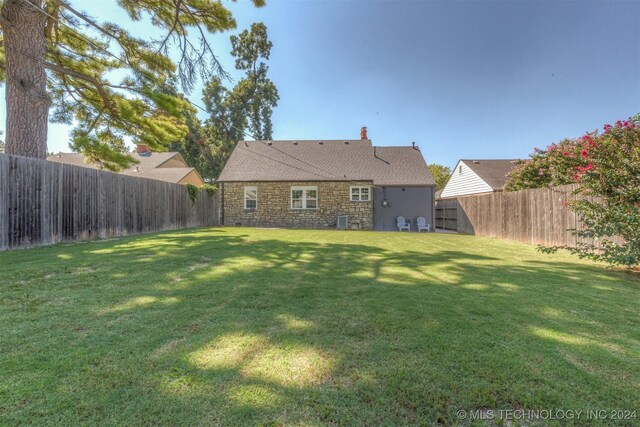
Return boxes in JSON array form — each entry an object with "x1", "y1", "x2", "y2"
[{"x1": 222, "y1": 181, "x2": 373, "y2": 229}]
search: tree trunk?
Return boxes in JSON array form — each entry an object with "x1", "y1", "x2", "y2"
[{"x1": 1, "y1": 0, "x2": 50, "y2": 159}]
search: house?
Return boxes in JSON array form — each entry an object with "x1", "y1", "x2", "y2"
[
  {"x1": 47, "y1": 145, "x2": 205, "y2": 186},
  {"x1": 217, "y1": 129, "x2": 436, "y2": 230},
  {"x1": 439, "y1": 159, "x2": 519, "y2": 199}
]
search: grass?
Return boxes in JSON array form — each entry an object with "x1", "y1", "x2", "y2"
[{"x1": 1, "y1": 227, "x2": 639, "y2": 426}]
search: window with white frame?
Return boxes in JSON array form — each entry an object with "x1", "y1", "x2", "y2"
[
  {"x1": 244, "y1": 186, "x2": 257, "y2": 209},
  {"x1": 350, "y1": 186, "x2": 371, "y2": 202},
  {"x1": 291, "y1": 186, "x2": 317, "y2": 209}
]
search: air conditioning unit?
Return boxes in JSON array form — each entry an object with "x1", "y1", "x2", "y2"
[{"x1": 336, "y1": 215, "x2": 348, "y2": 230}]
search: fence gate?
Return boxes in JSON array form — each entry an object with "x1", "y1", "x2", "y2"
[{"x1": 435, "y1": 199, "x2": 458, "y2": 231}]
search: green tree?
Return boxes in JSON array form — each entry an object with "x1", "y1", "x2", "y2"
[
  {"x1": 428, "y1": 163, "x2": 452, "y2": 191},
  {"x1": 173, "y1": 22, "x2": 278, "y2": 180},
  {"x1": 0, "y1": 0, "x2": 264, "y2": 170},
  {"x1": 168, "y1": 105, "x2": 217, "y2": 181}
]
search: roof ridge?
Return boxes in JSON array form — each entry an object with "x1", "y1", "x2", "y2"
[
  {"x1": 242, "y1": 139, "x2": 369, "y2": 143},
  {"x1": 461, "y1": 158, "x2": 520, "y2": 161},
  {"x1": 374, "y1": 145, "x2": 418, "y2": 148}
]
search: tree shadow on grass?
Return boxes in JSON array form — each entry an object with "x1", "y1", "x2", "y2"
[{"x1": 1, "y1": 228, "x2": 640, "y2": 425}]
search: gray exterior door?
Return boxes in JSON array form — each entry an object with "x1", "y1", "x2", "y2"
[{"x1": 373, "y1": 186, "x2": 435, "y2": 231}]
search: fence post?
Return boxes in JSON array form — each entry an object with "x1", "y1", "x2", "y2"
[{"x1": 0, "y1": 155, "x2": 9, "y2": 250}]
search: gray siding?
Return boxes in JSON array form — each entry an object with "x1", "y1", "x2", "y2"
[{"x1": 373, "y1": 186, "x2": 435, "y2": 231}]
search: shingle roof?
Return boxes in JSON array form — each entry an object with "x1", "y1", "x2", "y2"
[
  {"x1": 47, "y1": 152, "x2": 200, "y2": 184},
  {"x1": 48, "y1": 152, "x2": 179, "y2": 169},
  {"x1": 127, "y1": 167, "x2": 195, "y2": 183},
  {"x1": 47, "y1": 153, "x2": 101, "y2": 169},
  {"x1": 217, "y1": 140, "x2": 436, "y2": 186},
  {"x1": 460, "y1": 159, "x2": 520, "y2": 190}
]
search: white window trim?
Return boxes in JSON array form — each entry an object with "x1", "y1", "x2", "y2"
[
  {"x1": 350, "y1": 185, "x2": 371, "y2": 202},
  {"x1": 244, "y1": 186, "x2": 258, "y2": 209},
  {"x1": 291, "y1": 186, "x2": 318, "y2": 210}
]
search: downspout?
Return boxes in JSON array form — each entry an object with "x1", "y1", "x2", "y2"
[
  {"x1": 372, "y1": 185, "x2": 376, "y2": 230},
  {"x1": 220, "y1": 182, "x2": 225, "y2": 225},
  {"x1": 431, "y1": 185, "x2": 436, "y2": 232}
]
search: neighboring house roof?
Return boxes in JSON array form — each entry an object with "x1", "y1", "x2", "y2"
[
  {"x1": 47, "y1": 152, "x2": 204, "y2": 186},
  {"x1": 459, "y1": 159, "x2": 519, "y2": 190},
  {"x1": 217, "y1": 139, "x2": 436, "y2": 186}
]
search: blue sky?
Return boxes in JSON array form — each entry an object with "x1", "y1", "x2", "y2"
[{"x1": 1, "y1": 0, "x2": 639, "y2": 169}]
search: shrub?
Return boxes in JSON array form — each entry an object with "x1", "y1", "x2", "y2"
[
  {"x1": 203, "y1": 183, "x2": 218, "y2": 196},
  {"x1": 186, "y1": 184, "x2": 199, "y2": 204}
]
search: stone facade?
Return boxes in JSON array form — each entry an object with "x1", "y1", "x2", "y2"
[{"x1": 222, "y1": 181, "x2": 373, "y2": 229}]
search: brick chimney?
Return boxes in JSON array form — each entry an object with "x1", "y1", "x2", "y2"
[
  {"x1": 136, "y1": 144, "x2": 151, "y2": 155},
  {"x1": 360, "y1": 126, "x2": 368, "y2": 140}
]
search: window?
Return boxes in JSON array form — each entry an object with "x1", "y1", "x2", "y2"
[
  {"x1": 244, "y1": 186, "x2": 257, "y2": 209},
  {"x1": 291, "y1": 186, "x2": 317, "y2": 209},
  {"x1": 350, "y1": 186, "x2": 371, "y2": 202}
]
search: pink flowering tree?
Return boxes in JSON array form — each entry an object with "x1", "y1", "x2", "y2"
[
  {"x1": 505, "y1": 138, "x2": 592, "y2": 191},
  {"x1": 506, "y1": 114, "x2": 640, "y2": 266},
  {"x1": 571, "y1": 116, "x2": 640, "y2": 266}
]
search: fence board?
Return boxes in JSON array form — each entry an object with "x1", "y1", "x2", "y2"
[{"x1": 0, "y1": 153, "x2": 218, "y2": 251}]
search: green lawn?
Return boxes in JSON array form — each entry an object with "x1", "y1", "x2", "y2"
[{"x1": 1, "y1": 228, "x2": 639, "y2": 426}]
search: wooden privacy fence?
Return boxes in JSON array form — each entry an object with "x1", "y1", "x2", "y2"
[
  {"x1": 435, "y1": 184, "x2": 599, "y2": 247},
  {"x1": 0, "y1": 153, "x2": 218, "y2": 250}
]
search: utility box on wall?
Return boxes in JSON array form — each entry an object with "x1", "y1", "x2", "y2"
[{"x1": 336, "y1": 215, "x2": 348, "y2": 230}]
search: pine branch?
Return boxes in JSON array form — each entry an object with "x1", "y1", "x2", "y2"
[
  {"x1": 44, "y1": 0, "x2": 60, "y2": 41},
  {"x1": 44, "y1": 61, "x2": 116, "y2": 115},
  {"x1": 85, "y1": 108, "x2": 105, "y2": 135},
  {"x1": 56, "y1": 1, "x2": 137, "y2": 69},
  {"x1": 57, "y1": 1, "x2": 120, "y2": 41},
  {"x1": 157, "y1": 0, "x2": 183, "y2": 53},
  {"x1": 178, "y1": 2, "x2": 227, "y2": 79}
]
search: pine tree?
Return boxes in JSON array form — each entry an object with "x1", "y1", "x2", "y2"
[{"x1": 0, "y1": 0, "x2": 264, "y2": 170}]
